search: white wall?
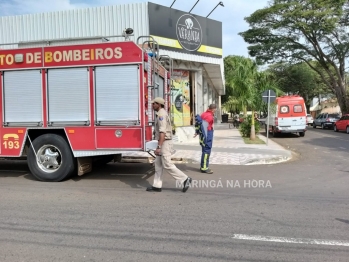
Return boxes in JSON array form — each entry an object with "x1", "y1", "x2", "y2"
[{"x1": 0, "y1": 3, "x2": 149, "y2": 48}]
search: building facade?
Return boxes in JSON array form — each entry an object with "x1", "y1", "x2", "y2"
[{"x1": 0, "y1": 2, "x2": 225, "y2": 131}]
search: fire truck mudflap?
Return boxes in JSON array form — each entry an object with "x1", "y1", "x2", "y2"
[{"x1": 0, "y1": 38, "x2": 167, "y2": 182}]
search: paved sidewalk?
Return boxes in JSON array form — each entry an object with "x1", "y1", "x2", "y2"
[{"x1": 121, "y1": 123, "x2": 292, "y2": 165}]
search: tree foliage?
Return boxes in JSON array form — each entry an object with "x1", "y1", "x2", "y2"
[
  {"x1": 223, "y1": 55, "x2": 281, "y2": 139},
  {"x1": 240, "y1": 0, "x2": 349, "y2": 113},
  {"x1": 267, "y1": 62, "x2": 330, "y2": 110},
  {"x1": 224, "y1": 55, "x2": 258, "y2": 114}
]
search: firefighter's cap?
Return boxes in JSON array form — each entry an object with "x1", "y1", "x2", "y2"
[{"x1": 151, "y1": 97, "x2": 165, "y2": 105}]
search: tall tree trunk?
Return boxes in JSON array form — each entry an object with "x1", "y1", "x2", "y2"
[
  {"x1": 335, "y1": 81, "x2": 349, "y2": 114},
  {"x1": 304, "y1": 94, "x2": 310, "y2": 113},
  {"x1": 305, "y1": 101, "x2": 311, "y2": 114},
  {"x1": 250, "y1": 110, "x2": 256, "y2": 140}
]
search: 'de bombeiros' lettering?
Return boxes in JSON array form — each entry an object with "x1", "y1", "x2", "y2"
[{"x1": 44, "y1": 47, "x2": 123, "y2": 63}]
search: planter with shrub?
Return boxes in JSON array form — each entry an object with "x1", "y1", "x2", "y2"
[{"x1": 239, "y1": 115, "x2": 261, "y2": 137}]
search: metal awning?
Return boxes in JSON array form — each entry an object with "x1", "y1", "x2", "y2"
[
  {"x1": 203, "y1": 63, "x2": 225, "y2": 96},
  {"x1": 158, "y1": 49, "x2": 225, "y2": 95}
]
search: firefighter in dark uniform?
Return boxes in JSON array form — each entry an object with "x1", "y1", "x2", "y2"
[
  {"x1": 146, "y1": 97, "x2": 192, "y2": 193},
  {"x1": 194, "y1": 104, "x2": 217, "y2": 174}
]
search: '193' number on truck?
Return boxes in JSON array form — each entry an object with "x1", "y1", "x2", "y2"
[{"x1": 3, "y1": 141, "x2": 20, "y2": 149}]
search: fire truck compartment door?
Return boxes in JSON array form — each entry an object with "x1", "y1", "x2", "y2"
[
  {"x1": 96, "y1": 128, "x2": 142, "y2": 149},
  {"x1": 47, "y1": 67, "x2": 89, "y2": 125},
  {"x1": 95, "y1": 65, "x2": 140, "y2": 125},
  {"x1": 3, "y1": 70, "x2": 42, "y2": 126}
]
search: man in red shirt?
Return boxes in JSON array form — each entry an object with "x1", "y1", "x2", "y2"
[{"x1": 196, "y1": 104, "x2": 216, "y2": 173}]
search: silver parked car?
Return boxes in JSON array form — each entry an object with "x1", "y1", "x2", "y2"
[
  {"x1": 306, "y1": 114, "x2": 314, "y2": 126},
  {"x1": 313, "y1": 113, "x2": 340, "y2": 129}
]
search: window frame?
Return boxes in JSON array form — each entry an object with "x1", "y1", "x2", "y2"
[
  {"x1": 293, "y1": 105, "x2": 303, "y2": 113},
  {"x1": 279, "y1": 105, "x2": 289, "y2": 114}
]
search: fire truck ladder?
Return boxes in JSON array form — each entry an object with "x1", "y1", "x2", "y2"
[
  {"x1": 159, "y1": 55, "x2": 174, "y2": 126},
  {"x1": 136, "y1": 36, "x2": 161, "y2": 158},
  {"x1": 136, "y1": 36, "x2": 160, "y2": 95}
]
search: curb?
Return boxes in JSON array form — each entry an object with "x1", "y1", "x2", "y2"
[
  {"x1": 242, "y1": 156, "x2": 292, "y2": 165},
  {"x1": 119, "y1": 155, "x2": 292, "y2": 165},
  {"x1": 120, "y1": 156, "x2": 185, "y2": 164}
]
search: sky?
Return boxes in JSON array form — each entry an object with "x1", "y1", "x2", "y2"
[{"x1": 0, "y1": 0, "x2": 269, "y2": 57}]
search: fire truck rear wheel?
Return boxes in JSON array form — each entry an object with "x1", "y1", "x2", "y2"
[{"x1": 27, "y1": 134, "x2": 75, "y2": 182}]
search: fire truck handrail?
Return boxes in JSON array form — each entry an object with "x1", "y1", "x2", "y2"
[
  {"x1": 136, "y1": 36, "x2": 159, "y2": 59},
  {"x1": 159, "y1": 54, "x2": 174, "y2": 125},
  {"x1": 0, "y1": 35, "x2": 131, "y2": 46},
  {"x1": 159, "y1": 55, "x2": 173, "y2": 79},
  {"x1": 47, "y1": 121, "x2": 90, "y2": 127},
  {"x1": 136, "y1": 36, "x2": 160, "y2": 97},
  {"x1": 95, "y1": 120, "x2": 140, "y2": 126},
  {"x1": 3, "y1": 121, "x2": 43, "y2": 127}
]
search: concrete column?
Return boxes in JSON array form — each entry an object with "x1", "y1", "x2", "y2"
[
  {"x1": 196, "y1": 70, "x2": 204, "y2": 114},
  {"x1": 218, "y1": 95, "x2": 222, "y2": 123},
  {"x1": 196, "y1": 70, "x2": 204, "y2": 115},
  {"x1": 203, "y1": 77, "x2": 208, "y2": 112},
  {"x1": 208, "y1": 85, "x2": 213, "y2": 105},
  {"x1": 212, "y1": 91, "x2": 216, "y2": 105}
]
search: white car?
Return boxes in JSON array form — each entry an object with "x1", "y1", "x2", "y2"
[{"x1": 306, "y1": 114, "x2": 314, "y2": 126}]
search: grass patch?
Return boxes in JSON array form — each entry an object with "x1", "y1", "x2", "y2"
[{"x1": 242, "y1": 136, "x2": 265, "y2": 144}]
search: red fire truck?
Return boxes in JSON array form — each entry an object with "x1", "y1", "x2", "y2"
[{"x1": 0, "y1": 36, "x2": 171, "y2": 182}]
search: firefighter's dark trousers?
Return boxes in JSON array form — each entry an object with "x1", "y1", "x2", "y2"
[{"x1": 200, "y1": 130, "x2": 213, "y2": 171}]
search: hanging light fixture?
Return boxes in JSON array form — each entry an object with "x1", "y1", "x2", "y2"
[
  {"x1": 189, "y1": 0, "x2": 200, "y2": 13},
  {"x1": 170, "y1": 0, "x2": 177, "y2": 8},
  {"x1": 206, "y1": 1, "x2": 224, "y2": 18}
]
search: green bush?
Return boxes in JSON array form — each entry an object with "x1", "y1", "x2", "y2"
[{"x1": 239, "y1": 115, "x2": 261, "y2": 137}]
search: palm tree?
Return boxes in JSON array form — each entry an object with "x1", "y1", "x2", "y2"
[
  {"x1": 225, "y1": 55, "x2": 282, "y2": 140},
  {"x1": 223, "y1": 97, "x2": 241, "y2": 117},
  {"x1": 225, "y1": 55, "x2": 258, "y2": 139}
]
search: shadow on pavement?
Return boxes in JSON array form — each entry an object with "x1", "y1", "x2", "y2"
[
  {"x1": 261, "y1": 128, "x2": 349, "y2": 155},
  {"x1": 0, "y1": 160, "x2": 156, "y2": 187},
  {"x1": 0, "y1": 160, "x2": 37, "y2": 181},
  {"x1": 260, "y1": 131, "x2": 301, "y2": 139},
  {"x1": 335, "y1": 218, "x2": 349, "y2": 225},
  {"x1": 180, "y1": 165, "x2": 200, "y2": 172},
  {"x1": 71, "y1": 162, "x2": 155, "y2": 189},
  {"x1": 0, "y1": 159, "x2": 198, "y2": 189}
]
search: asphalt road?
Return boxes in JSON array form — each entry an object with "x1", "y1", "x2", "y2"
[{"x1": 0, "y1": 127, "x2": 349, "y2": 261}]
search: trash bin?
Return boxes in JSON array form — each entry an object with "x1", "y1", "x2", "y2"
[{"x1": 222, "y1": 114, "x2": 228, "y2": 123}]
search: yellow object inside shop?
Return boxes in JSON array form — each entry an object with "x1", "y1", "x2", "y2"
[{"x1": 171, "y1": 70, "x2": 191, "y2": 127}]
